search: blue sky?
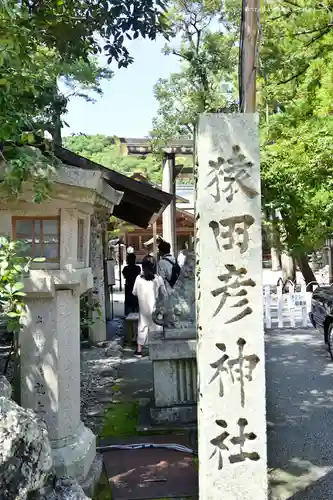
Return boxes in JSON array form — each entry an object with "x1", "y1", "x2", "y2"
[{"x1": 62, "y1": 36, "x2": 180, "y2": 139}]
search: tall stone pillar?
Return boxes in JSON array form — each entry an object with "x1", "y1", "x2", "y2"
[
  {"x1": 196, "y1": 114, "x2": 267, "y2": 499},
  {"x1": 90, "y1": 213, "x2": 106, "y2": 343},
  {"x1": 162, "y1": 153, "x2": 176, "y2": 255}
]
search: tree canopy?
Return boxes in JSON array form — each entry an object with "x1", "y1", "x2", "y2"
[
  {"x1": 63, "y1": 134, "x2": 193, "y2": 185},
  {"x1": 150, "y1": 0, "x2": 238, "y2": 148},
  {"x1": 63, "y1": 134, "x2": 162, "y2": 183},
  {"x1": 0, "y1": 0, "x2": 170, "y2": 201},
  {"x1": 1, "y1": 0, "x2": 169, "y2": 143},
  {"x1": 149, "y1": 0, "x2": 333, "y2": 281},
  {"x1": 259, "y1": 0, "x2": 333, "y2": 279},
  {"x1": 13, "y1": 0, "x2": 169, "y2": 66}
]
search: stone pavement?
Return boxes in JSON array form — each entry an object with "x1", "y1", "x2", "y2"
[
  {"x1": 114, "y1": 348, "x2": 154, "y2": 402},
  {"x1": 266, "y1": 327, "x2": 333, "y2": 499},
  {"x1": 106, "y1": 289, "x2": 333, "y2": 499},
  {"x1": 101, "y1": 347, "x2": 198, "y2": 500}
]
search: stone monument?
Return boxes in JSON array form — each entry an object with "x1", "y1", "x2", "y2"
[
  {"x1": 0, "y1": 164, "x2": 123, "y2": 483},
  {"x1": 148, "y1": 252, "x2": 197, "y2": 427},
  {"x1": 196, "y1": 114, "x2": 267, "y2": 499}
]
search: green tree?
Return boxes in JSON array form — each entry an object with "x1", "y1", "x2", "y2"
[
  {"x1": 0, "y1": 237, "x2": 44, "y2": 400},
  {"x1": 259, "y1": 0, "x2": 333, "y2": 283},
  {"x1": 150, "y1": 0, "x2": 333, "y2": 283},
  {"x1": 0, "y1": 0, "x2": 170, "y2": 201},
  {"x1": 63, "y1": 134, "x2": 164, "y2": 183},
  {"x1": 0, "y1": 48, "x2": 112, "y2": 201},
  {"x1": 0, "y1": 0, "x2": 168, "y2": 143},
  {"x1": 151, "y1": 0, "x2": 238, "y2": 148},
  {"x1": 46, "y1": 57, "x2": 113, "y2": 145},
  {"x1": 12, "y1": 0, "x2": 169, "y2": 66}
]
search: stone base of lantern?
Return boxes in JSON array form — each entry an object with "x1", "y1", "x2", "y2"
[
  {"x1": 51, "y1": 422, "x2": 96, "y2": 481},
  {"x1": 147, "y1": 330, "x2": 197, "y2": 427}
]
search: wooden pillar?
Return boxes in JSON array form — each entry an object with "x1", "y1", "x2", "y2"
[
  {"x1": 239, "y1": 0, "x2": 259, "y2": 113},
  {"x1": 162, "y1": 153, "x2": 176, "y2": 255}
]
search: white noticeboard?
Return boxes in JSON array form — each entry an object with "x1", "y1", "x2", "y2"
[{"x1": 107, "y1": 260, "x2": 116, "y2": 286}]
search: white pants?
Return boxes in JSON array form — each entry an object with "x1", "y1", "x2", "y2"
[{"x1": 137, "y1": 323, "x2": 163, "y2": 346}]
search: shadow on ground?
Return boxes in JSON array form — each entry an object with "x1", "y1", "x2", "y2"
[{"x1": 266, "y1": 327, "x2": 333, "y2": 499}]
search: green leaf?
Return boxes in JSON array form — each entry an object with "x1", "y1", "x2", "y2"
[
  {"x1": 11, "y1": 282, "x2": 25, "y2": 292},
  {"x1": 6, "y1": 312, "x2": 20, "y2": 318}
]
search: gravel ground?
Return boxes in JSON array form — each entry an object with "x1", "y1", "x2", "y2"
[
  {"x1": 0, "y1": 335, "x2": 124, "y2": 437},
  {"x1": 80, "y1": 339, "x2": 124, "y2": 436}
]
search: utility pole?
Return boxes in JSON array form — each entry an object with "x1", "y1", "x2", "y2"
[{"x1": 239, "y1": 0, "x2": 260, "y2": 113}]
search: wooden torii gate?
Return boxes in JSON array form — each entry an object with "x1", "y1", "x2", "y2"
[{"x1": 117, "y1": 137, "x2": 194, "y2": 257}]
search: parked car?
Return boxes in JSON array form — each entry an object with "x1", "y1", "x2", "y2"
[{"x1": 310, "y1": 286, "x2": 333, "y2": 359}]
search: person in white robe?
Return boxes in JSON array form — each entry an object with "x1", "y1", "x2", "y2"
[{"x1": 132, "y1": 255, "x2": 165, "y2": 357}]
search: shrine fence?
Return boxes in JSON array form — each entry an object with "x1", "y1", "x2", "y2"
[{"x1": 263, "y1": 282, "x2": 317, "y2": 329}]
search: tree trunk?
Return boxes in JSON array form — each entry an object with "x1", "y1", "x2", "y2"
[
  {"x1": 296, "y1": 251, "x2": 316, "y2": 289},
  {"x1": 271, "y1": 246, "x2": 281, "y2": 271},
  {"x1": 49, "y1": 110, "x2": 62, "y2": 146},
  {"x1": 264, "y1": 209, "x2": 281, "y2": 271},
  {"x1": 53, "y1": 118, "x2": 62, "y2": 146},
  {"x1": 270, "y1": 220, "x2": 281, "y2": 271},
  {"x1": 281, "y1": 253, "x2": 296, "y2": 282}
]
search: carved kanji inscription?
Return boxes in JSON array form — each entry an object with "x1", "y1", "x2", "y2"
[
  {"x1": 209, "y1": 338, "x2": 260, "y2": 407},
  {"x1": 209, "y1": 343, "x2": 229, "y2": 397},
  {"x1": 211, "y1": 265, "x2": 256, "y2": 321},
  {"x1": 210, "y1": 418, "x2": 260, "y2": 470},
  {"x1": 209, "y1": 215, "x2": 255, "y2": 254},
  {"x1": 209, "y1": 419, "x2": 230, "y2": 470},
  {"x1": 229, "y1": 418, "x2": 260, "y2": 464},
  {"x1": 205, "y1": 145, "x2": 259, "y2": 203},
  {"x1": 36, "y1": 400, "x2": 46, "y2": 416},
  {"x1": 34, "y1": 382, "x2": 46, "y2": 395}
]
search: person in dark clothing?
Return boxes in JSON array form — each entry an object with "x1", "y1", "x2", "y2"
[{"x1": 122, "y1": 253, "x2": 141, "y2": 316}]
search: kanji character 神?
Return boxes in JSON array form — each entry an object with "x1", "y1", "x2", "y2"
[
  {"x1": 228, "y1": 338, "x2": 260, "y2": 407},
  {"x1": 209, "y1": 339, "x2": 260, "y2": 407}
]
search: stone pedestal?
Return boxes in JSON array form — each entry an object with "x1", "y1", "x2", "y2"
[
  {"x1": 149, "y1": 330, "x2": 197, "y2": 425},
  {"x1": 149, "y1": 252, "x2": 197, "y2": 427},
  {"x1": 196, "y1": 114, "x2": 267, "y2": 499},
  {"x1": 20, "y1": 271, "x2": 96, "y2": 481}
]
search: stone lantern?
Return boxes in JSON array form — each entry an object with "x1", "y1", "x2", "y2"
[{"x1": 0, "y1": 164, "x2": 123, "y2": 482}]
